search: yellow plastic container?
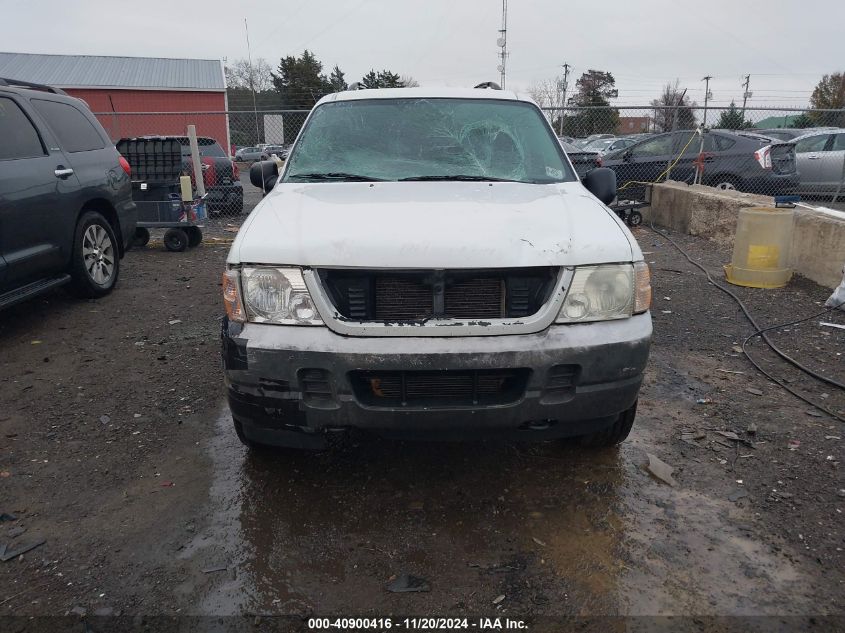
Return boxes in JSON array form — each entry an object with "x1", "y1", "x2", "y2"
[{"x1": 724, "y1": 206, "x2": 794, "y2": 288}]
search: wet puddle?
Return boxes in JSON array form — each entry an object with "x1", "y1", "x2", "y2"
[{"x1": 180, "y1": 404, "x2": 812, "y2": 616}]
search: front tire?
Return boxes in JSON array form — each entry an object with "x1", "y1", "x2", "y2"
[
  {"x1": 579, "y1": 401, "x2": 637, "y2": 448},
  {"x1": 69, "y1": 211, "x2": 120, "y2": 298}
]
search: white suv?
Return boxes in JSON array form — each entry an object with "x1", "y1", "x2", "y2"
[{"x1": 221, "y1": 87, "x2": 652, "y2": 450}]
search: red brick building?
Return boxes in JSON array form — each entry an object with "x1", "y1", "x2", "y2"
[
  {"x1": 618, "y1": 116, "x2": 650, "y2": 134},
  {"x1": 0, "y1": 52, "x2": 229, "y2": 147}
]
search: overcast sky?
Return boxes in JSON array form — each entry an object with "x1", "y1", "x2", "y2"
[{"x1": 1, "y1": 0, "x2": 842, "y2": 110}]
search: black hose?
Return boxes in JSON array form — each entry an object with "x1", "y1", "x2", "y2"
[{"x1": 648, "y1": 223, "x2": 845, "y2": 423}]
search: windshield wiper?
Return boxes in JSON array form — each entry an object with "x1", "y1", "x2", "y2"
[
  {"x1": 287, "y1": 172, "x2": 384, "y2": 182},
  {"x1": 399, "y1": 175, "x2": 520, "y2": 182}
]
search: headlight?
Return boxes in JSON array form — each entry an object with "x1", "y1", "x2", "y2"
[
  {"x1": 556, "y1": 262, "x2": 651, "y2": 323},
  {"x1": 241, "y1": 267, "x2": 323, "y2": 325}
]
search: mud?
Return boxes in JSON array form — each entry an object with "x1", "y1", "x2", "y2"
[{"x1": 0, "y1": 220, "x2": 843, "y2": 622}]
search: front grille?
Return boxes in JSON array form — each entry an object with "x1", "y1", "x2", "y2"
[
  {"x1": 350, "y1": 369, "x2": 529, "y2": 408},
  {"x1": 375, "y1": 277, "x2": 432, "y2": 320},
  {"x1": 319, "y1": 268, "x2": 557, "y2": 323}
]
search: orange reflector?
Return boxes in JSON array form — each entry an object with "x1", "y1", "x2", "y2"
[
  {"x1": 634, "y1": 261, "x2": 652, "y2": 314},
  {"x1": 222, "y1": 270, "x2": 246, "y2": 322}
]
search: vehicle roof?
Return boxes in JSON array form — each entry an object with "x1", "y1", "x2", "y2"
[
  {"x1": 791, "y1": 128, "x2": 845, "y2": 141},
  {"x1": 317, "y1": 87, "x2": 534, "y2": 106}
]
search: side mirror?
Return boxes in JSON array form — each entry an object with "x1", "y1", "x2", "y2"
[
  {"x1": 582, "y1": 167, "x2": 617, "y2": 205},
  {"x1": 249, "y1": 160, "x2": 278, "y2": 189}
]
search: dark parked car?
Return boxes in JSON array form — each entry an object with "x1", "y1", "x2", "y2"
[
  {"x1": 559, "y1": 139, "x2": 602, "y2": 178},
  {"x1": 0, "y1": 78, "x2": 136, "y2": 310},
  {"x1": 601, "y1": 129, "x2": 798, "y2": 199},
  {"x1": 175, "y1": 137, "x2": 243, "y2": 215}
]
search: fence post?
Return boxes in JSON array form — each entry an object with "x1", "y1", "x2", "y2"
[{"x1": 187, "y1": 124, "x2": 206, "y2": 198}]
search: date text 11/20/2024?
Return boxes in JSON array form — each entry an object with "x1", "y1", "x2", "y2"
[{"x1": 307, "y1": 617, "x2": 528, "y2": 630}]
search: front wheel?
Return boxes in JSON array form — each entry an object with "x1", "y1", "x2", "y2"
[
  {"x1": 578, "y1": 401, "x2": 637, "y2": 448},
  {"x1": 69, "y1": 211, "x2": 120, "y2": 298}
]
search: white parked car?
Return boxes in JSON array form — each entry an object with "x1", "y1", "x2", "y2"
[{"x1": 222, "y1": 87, "x2": 652, "y2": 450}]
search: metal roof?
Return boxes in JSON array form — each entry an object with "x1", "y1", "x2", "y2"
[{"x1": 0, "y1": 52, "x2": 225, "y2": 91}]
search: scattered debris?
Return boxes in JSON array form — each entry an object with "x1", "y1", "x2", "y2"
[
  {"x1": 531, "y1": 537, "x2": 547, "y2": 547},
  {"x1": 646, "y1": 453, "x2": 678, "y2": 487},
  {"x1": 661, "y1": 310, "x2": 673, "y2": 314},
  {"x1": 99, "y1": 415, "x2": 110, "y2": 424},
  {"x1": 30, "y1": 340, "x2": 42, "y2": 345},
  {"x1": 386, "y1": 573, "x2": 430, "y2": 593},
  {"x1": 492, "y1": 594, "x2": 506, "y2": 605},
  {"x1": 825, "y1": 436, "x2": 841, "y2": 440},
  {"x1": 745, "y1": 388, "x2": 764, "y2": 396},
  {"x1": 168, "y1": 319, "x2": 182, "y2": 325},
  {"x1": 747, "y1": 423, "x2": 758, "y2": 435},
  {"x1": 0, "y1": 471, "x2": 10, "y2": 479},
  {"x1": 837, "y1": 489, "x2": 845, "y2": 498},
  {"x1": 696, "y1": 398, "x2": 712, "y2": 405},
  {"x1": 716, "y1": 369, "x2": 745, "y2": 375},
  {"x1": 0, "y1": 538, "x2": 46, "y2": 562},
  {"x1": 819, "y1": 322, "x2": 845, "y2": 330},
  {"x1": 6, "y1": 527, "x2": 26, "y2": 538},
  {"x1": 788, "y1": 439, "x2": 801, "y2": 450},
  {"x1": 716, "y1": 430, "x2": 741, "y2": 441},
  {"x1": 0, "y1": 513, "x2": 16, "y2": 522},
  {"x1": 160, "y1": 481, "x2": 174, "y2": 488},
  {"x1": 731, "y1": 345, "x2": 743, "y2": 353},
  {"x1": 805, "y1": 410, "x2": 823, "y2": 418},
  {"x1": 202, "y1": 565, "x2": 228, "y2": 574}
]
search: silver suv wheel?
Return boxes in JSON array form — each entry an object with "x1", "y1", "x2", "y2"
[{"x1": 82, "y1": 224, "x2": 115, "y2": 286}]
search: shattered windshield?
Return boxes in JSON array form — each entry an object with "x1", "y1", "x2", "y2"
[{"x1": 283, "y1": 98, "x2": 576, "y2": 184}]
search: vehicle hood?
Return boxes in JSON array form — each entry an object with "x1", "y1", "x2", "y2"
[{"x1": 229, "y1": 181, "x2": 638, "y2": 268}]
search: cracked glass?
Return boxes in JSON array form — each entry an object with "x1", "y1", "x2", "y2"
[{"x1": 283, "y1": 98, "x2": 576, "y2": 184}]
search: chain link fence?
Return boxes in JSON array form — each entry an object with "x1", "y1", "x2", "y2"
[
  {"x1": 93, "y1": 110, "x2": 310, "y2": 217},
  {"x1": 94, "y1": 106, "x2": 845, "y2": 216},
  {"x1": 542, "y1": 105, "x2": 845, "y2": 202}
]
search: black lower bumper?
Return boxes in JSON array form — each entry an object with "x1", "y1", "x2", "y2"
[{"x1": 222, "y1": 314, "x2": 652, "y2": 449}]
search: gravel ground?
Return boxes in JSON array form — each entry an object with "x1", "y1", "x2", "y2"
[{"x1": 0, "y1": 199, "x2": 843, "y2": 630}]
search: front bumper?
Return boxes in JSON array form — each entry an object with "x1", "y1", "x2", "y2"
[{"x1": 222, "y1": 314, "x2": 652, "y2": 448}]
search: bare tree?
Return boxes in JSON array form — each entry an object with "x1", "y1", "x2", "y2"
[
  {"x1": 225, "y1": 58, "x2": 274, "y2": 92},
  {"x1": 528, "y1": 79, "x2": 565, "y2": 112},
  {"x1": 400, "y1": 75, "x2": 420, "y2": 88},
  {"x1": 650, "y1": 79, "x2": 697, "y2": 132}
]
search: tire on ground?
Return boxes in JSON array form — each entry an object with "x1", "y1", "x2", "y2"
[
  {"x1": 164, "y1": 228, "x2": 189, "y2": 252},
  {"x1": 578, "y1": 400, "x2": 638, "y2": 448},
  {"x1": 69, "y1": 210, "x2": 120, "y2": 298}
]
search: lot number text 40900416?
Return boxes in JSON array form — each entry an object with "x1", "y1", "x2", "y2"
[{"x1": 307, "y1": 617, "x2": 528, "y2": 630}]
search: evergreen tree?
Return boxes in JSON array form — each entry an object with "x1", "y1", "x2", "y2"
[{"x1": 716, "y1": 101, "x2": 751, "y2": 130}]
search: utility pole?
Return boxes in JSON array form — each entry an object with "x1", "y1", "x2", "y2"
[
  {"x1": 558, "y1": 62, "x2": 570, "y2": 135},
  {"x1": 702, "y1": 76, "x2": 713, "y2": 127},
  {"x1": 497, "y1": 0, "x2": 508, "y2": 89},
  {"x1": 244, "y1": 18, "x2": 261, "y2": 145},
  {"x1": 741, "y1": 74, "x2": 752, "y2": 120}
]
